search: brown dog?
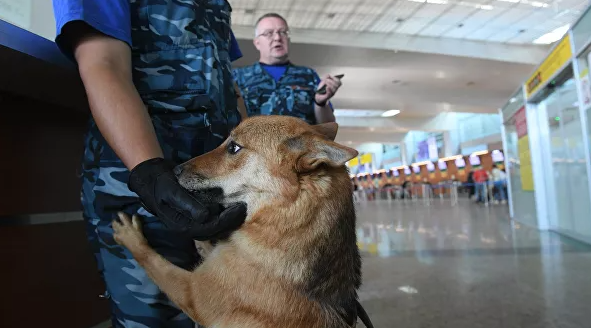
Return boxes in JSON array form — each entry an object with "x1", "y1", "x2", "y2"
[{"x1": 113, "y1": 115, "x2": 364, "y2": 328}]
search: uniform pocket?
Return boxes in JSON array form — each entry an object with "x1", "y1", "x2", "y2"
[
  {"x1": 134, "y1": 46, "x2": 215, "y2": 93},
  {"x1": 152, "y1": 114, "x2": 213, "y2": 163},
  {"x1": 291, "y1": 87, "x2": 315, "y2": 117},
  {"x1": 134, "y1": 45, "x2": 218, "y2": 112},
  {"x1": 294, "y1": 88, "x2": 315, "y2": 106},
  {"x1": 242, "y1": 86, "x2": 262, "y2": 112}
]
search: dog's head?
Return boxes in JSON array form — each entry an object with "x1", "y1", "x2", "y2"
[{"x1": 175, "y1": 115, "x2": 358, "y2": 214}]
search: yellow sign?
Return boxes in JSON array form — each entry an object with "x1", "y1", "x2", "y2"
[
  {"x1": 360, "y1": 153, "x2": 372, "y2": 165},
  {"x1": 348, "y1": 157, "x2": 359, "y2": 167},
  {"x1": 526, "y1": 34, "x2": 573, "y2": 97},
  {"x1": 518, "y1": 136, "x2": 534, "y2": 191}
]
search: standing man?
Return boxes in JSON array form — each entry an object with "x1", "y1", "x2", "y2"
[
  {"x1": 52, "y1": 1, "x2": 247, "y2": 327},
  {"x1": 473, "y1": 167, "x2": 489, "y2": 204},
  {"x1": 233, "y1": 13, "x2": 341, "y2": 125}
]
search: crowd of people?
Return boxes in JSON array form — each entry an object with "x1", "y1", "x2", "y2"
[
  {"x1": 466, "y1": 164, "x2": 508, "y2": 205},
  {"x1": 350, "y1": 164, "x2": 508, "y2": 205}
]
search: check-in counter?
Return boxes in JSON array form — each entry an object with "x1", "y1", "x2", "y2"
[{"x1": 0, "y1": 19, "x2": 110, "y2": 328}]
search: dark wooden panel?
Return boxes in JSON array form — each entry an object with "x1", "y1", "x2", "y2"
[
  {"x1": 0, "y1": 92, "x2": 89, "y2": 216},
  {"x1": 0, "y1": 220, "x2": 110, "y2": 328}
]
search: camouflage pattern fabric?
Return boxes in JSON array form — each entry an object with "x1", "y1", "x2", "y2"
[
  {"x1": 233, "y1": 62, "x2": 320, "y2": 125},
  {"x1": 80, "y1": 1, "x2": 240, "y2": 327}
]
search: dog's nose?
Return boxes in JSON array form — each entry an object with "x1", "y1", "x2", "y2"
[{"x1": 173, "y1": 165, "x2": 184, "y2": 177}]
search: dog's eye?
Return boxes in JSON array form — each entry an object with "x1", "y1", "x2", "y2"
[{"x1": 227, "y1": 141, "x2": 242, "y2": 155}]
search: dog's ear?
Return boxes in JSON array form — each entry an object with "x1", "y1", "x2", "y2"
[
  {"x1": 311, "y1": 122, "x2": 338, "y2": 141},
  {"x1": 285, "y1": 136, "x2": 358, "y2": 172}
]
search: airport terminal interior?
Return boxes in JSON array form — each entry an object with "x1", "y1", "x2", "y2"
[{"x1": 4, "y1": 0, "x2": 591, "y2": 327}]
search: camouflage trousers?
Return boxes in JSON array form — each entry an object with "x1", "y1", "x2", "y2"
[{"x1": 80, "y1": 120, "x2": 227, "y2": 328}]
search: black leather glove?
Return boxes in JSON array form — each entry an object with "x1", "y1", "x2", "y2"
[{"x1": 127, "y1": 158, "x2": 247, "y2": 240}]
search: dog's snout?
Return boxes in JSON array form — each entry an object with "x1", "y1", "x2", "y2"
[{"x1": 173, "y1": 165, "x2": 184, "y2": 177}]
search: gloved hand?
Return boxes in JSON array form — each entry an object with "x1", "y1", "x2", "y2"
[{"x1": 127, "y1": 157, "x2": 247, "y2": 240}]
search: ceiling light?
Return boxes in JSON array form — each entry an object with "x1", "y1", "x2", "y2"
[
  {"x1": 530, "y1": 1, "x2": 549, "y2": 8},
  {"x1": 398, "y1": 286, "x2": 419, "y2": 294},
  {"x1": 381, "y1": 110, "x2": 400, "y2": 117},
  {"x1": 458, "y1": 1, "x2": 493, "y2": 9},
  {"x1": 533, "y1": 24, "x2": 570, "y2": 44},
  {"x1": 409, "y1": 0, "x2": 448, "y2": 3}
]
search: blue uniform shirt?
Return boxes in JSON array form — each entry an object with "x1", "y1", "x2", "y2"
[
  {"x1": 53, "y1": 0, "x2": 242, "y2": 62},
  {"x1": 236, "y1": 62, "x2": 333, "y2": 125}
]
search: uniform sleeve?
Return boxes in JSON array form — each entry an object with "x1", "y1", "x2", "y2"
[
  {"x1": 229, "y1": 30, "x2": 243, "y2": 62},
  {"x1": 53, "y1": 0, "x2": 131, "y2": 61}
]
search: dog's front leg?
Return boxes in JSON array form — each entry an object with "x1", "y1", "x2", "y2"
[{"x1": 113, "y1": 213, "x2": 204, "y2": 322}]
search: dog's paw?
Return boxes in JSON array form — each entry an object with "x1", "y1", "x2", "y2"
[{"x1": 113, "y1": 212, "x2": 148, "y2": 251}]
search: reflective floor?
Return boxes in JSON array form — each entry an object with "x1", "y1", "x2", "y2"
[{"x1": 356, "y1": 199, "x2": 591, "y2": 328}]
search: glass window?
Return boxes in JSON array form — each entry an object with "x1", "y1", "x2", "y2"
[{"x1": 540, "y1": 78, "x2": 591, "y2": 239}]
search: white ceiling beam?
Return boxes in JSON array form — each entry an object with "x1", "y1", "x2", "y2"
[
  {"x1": 335, "y1": 130, "x2": 407, "y2": 144},
  {"x1": 335, "y1": 113, "x2": 459, "y2": 132},
  {"x1": 232, "y1": 25, "x2": 550, "y2": 65}
]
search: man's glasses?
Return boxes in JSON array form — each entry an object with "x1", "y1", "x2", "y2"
[{"x1": 257, "y1": 30, "x2": 290, "y2": 39}]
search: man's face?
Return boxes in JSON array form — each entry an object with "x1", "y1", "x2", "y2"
[{"x1": 254, "y1": 17, "x2": 289, "y2": 64}]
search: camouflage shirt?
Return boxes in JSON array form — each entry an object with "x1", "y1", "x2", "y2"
[{"x1": 233, "y1": 62, "x2": 321, "y2": 125}]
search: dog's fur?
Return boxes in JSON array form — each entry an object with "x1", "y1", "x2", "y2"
[{"x1": 113, "y1": 115, "x2": 362, "y2": 328}]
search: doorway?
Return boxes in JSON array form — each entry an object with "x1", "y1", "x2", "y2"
[{"x1": 537, "y1": 77, "x2": 591, "y2": 241}]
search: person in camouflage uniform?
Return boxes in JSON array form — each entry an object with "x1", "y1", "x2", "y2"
[
  {"x1": 233, "y1": 13, "x2": 342, "y2": 125},
  {"x1": 52, "y1": 1, "x2": 246, "y2": 327}
]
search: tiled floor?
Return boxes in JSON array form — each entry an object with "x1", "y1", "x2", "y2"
[{"x1": 356, "y1": 198, "x2": 591, "y2": 328}]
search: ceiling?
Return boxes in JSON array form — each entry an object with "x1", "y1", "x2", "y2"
[
  {"x1": 230, "y1": 0, "x2": 586, "y2": 45},
  {"x1": 230, "y1": 0, "x2": 586, "y2": 142},
  {"x1": 231, "y1": 0, "x2": 589, "y2": 145}
]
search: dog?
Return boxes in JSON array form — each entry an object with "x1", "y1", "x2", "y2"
[{"x1": 113, "y1": 115, "x2": 371, "y2": 328}]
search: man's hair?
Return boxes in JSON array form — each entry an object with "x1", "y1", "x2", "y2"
[{"x1": 254, "y1": 13, "x2": 289, "y2": 37}]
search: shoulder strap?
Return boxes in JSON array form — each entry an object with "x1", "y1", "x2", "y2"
[{"x1": 356, "y1": 300, "x2": 374, "y2": 328}]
